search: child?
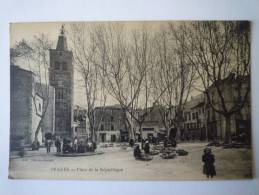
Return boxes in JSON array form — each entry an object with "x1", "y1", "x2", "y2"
[{"x1": 202, "y1": 147, "x2": 216, "y2": 178}]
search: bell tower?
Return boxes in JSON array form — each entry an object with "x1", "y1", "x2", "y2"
[{"x1": 49, "y1": 25, "x2": 73, "y2": 139}]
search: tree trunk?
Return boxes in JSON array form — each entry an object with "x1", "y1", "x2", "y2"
[
  {"x1": 224, "y1": 115, "x2": 232, "y2": 143},
  {"x1": 34, "y1": 118, "x2": 43, "y2": 142},
  {"x1": 176, "y1": 124, "x2": 181, "y2": 141},
  {"x1": 93, "y1": 130, "x2": 97, "y2": 143},
  {"x1": 125, "y1": 116, "x2": 134, "y2": 140},
  {"x1": 139, "y1": 124, "x2": 143, "y2": 149},
  {"x1": 90, "y1": 127, "x2": 96, "y2": 142},
  {"x1": 165, "y1": 127, "x2": 170, "y2": 137},
  {"x1": 34, "y1": 96, "x2": 49, "y2": 143}
]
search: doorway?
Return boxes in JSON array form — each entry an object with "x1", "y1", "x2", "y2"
[
  {"x1": 100, "y1": 133, "x2": 106, "y2": 142},
  {"x1": 111, "y1": 135, "x2": 116, "y2": 142}
]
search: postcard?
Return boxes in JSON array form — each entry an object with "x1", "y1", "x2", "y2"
[{"x1": 9, "y1": 21, "x2": 252, "y2": 180}]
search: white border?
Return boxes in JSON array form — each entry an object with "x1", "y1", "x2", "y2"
[{"x1": 1, "y1": 0, "x2": 259, "y2": 194}]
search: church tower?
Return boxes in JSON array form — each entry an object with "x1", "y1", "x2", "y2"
[{"x1": 49, "y1": 25, "x2": 73, "y2": 139}]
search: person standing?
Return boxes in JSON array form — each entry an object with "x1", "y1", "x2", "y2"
[
  {"x1": 202, "y1": 147, "x2": 216, "y2": 178},
  {"x1": 171, "y1": 138, "x2": 177, "y2": 148},
  {"x1": 73, "y1": 137, "x2": 78, "y2": 153},
  {"x1": 134, "y1": 145, "x2": 143, "y2": 159},
  {"x1": 144, "y1": 140, "x2": 150, "y2": 154},
  {"x1": 46, "y1": 138, "x2": 52, "y2": 153},
  {"x1": 164, "y1": 136, "x2": 168, "y2": 148},
  {"x1": 55, "y1": 138, "x2": 61, "y2": 153},
  {"x1": 129, "y1": 138, "x2": 134, "y2": 148}
]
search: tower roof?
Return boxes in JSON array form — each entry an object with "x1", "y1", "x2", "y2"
[{"x1": 56, "y1": 24, "x2": 68, "y2": 51}]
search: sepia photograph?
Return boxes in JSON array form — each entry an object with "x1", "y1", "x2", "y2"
[{"x1": 9, "y1": 21, "x2": 252, "y2": 180}]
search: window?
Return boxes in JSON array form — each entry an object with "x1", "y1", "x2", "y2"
[
  {"x1": 57, "y1": 119, "x2": 63, "y2": 129},
  {"x1": 62, "y1": 62, "x2": 67, "y2": 70},
  {"x1": 184, "y1": 113, "x2": 187, "y2": 121},
  {"x1": 38, "y1": 103, "x2": 41, "y2": 112},
  {"x1": 54, "y1": 61, "x2": 60, "y2": 70},
  {"x1": 143, "y1": 128, "x2": 154, "y2": 131},
  {"x1": 57, "y1": 91, "x2": 62, "y2": 99},
  {"x1": 111, "y1": 116, "x2": 114, "y2": 122},
  {"x1": 111, "y1": 135, "x2": 116, "y2": 142},
  {"x1": 35, "y1": 94, "x2": 43, "y2": 116},
  {"x1": 100, "y1": 124, "x2": 104, "y2": 131},
  {"x1": 56, "y1": 102, "x2": 66, "y2": 113},
  {"x1": 51, "y1": 75, "x2": 55, "y2": 82},
  {"x1": 57, "y1": 88, "x2": 64, "y2": 100},
  {"x1": 111, "y1": 124, "x2": 114, "y2": 131},
  {"x1": 192, "y1": 113, "x2": 195, "y2": 120}
]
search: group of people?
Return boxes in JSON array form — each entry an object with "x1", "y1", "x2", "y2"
[
  {"x1": 45, "y1": 137, "x2": 97, "y2": 154},
  {"x1": 133, "y1": 137, "x2": 216, "y2": 179},
  {"x1": 163, "y1": 136, "x2": 177, "y2": 148},
  {"x1": 133, "y1": 140, "x2": 151, "y2": 159},
  {"x1": 43, "y1": 137, "x2": 55, "y2": 153},
  {"x1": 133, "y1": 136, "x2": 175, "y2": 159},
  {"x1": 59, "y1": 137, "x2": 97, "y2": 154}
]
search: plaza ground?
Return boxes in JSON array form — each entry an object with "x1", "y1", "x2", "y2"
[{"x1": 9, "y1": 142, "x2": 253, "y2": 180}]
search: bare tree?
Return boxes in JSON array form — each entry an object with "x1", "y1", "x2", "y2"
[
  {"x1": 126, "y1": 28, "x2": 156, "y2": 146},
  {"x1": 90, "y1": 23, "x2": 159, "y2": 146},
  {"x1": 151, "y1": 23, "x2": 197, "y2": 140},
  {"x1": 69, "y1": 23, "x2": 107, "y2": 142},
  {"x1": 185, "y1": 21, "x2": 250, "y2": 143}
]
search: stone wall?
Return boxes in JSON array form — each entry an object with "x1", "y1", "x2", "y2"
[{"x1": 10, "y1": 65, "x2": 34, "y2": 148}]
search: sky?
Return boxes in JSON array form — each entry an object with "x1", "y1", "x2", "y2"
[
  {"x1": 10, "y1": 21, "x2": 201, "y2": 108},
  {"x1": 10, "y1": 22, "x2": 89, "y2": 107},
  {"x1": 10, "y1": 21, "x2": 160, "y2": 108},
  {"x1": 10, "y1": 21, "x2": 172, "y2": 46}
]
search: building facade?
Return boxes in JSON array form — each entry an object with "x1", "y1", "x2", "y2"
[
  {"x1": 183, "y1": 95, "x2": 207, "y2": 140},
  {"x1": 205, "y1": 74, "x2": 250, "y2": 142},
  {"x1": 10, "y1": 65, "x2": 55, "y2": 149},
  {"x1": 73, "y1": 105, "x2": 89, "y2": 140},
  {"x1": 94, "y1": 105, "x2": 128, "y2": 142},
  {"x1": 137, "y1": 105, "x2": 166, "y2": 141},
  {"x1": 49, "y1": 26, "x2": 74, "y2": 139}
]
